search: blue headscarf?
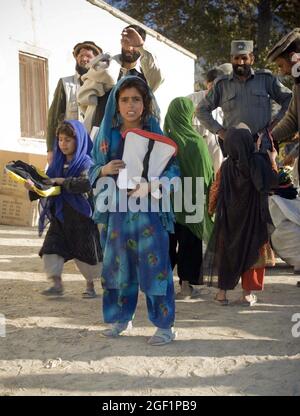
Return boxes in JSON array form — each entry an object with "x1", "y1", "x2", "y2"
[
  {"x1": 89, "y1": 75, "x2": 161, "y2": 185},
  {"x1": 89, "y1": 75, "x2": 179, "y2": 232},
  {"x1": 39, "y1": 120, "x2": 93, "y2": 235}
]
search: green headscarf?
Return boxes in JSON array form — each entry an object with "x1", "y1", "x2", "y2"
[{"x1": 164, "y1": 97, "x2": 214, "y2": 242}]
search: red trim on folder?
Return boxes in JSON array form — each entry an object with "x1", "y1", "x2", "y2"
[{"x1": 122, "y1": 128, "x2": 178, "y2": 156}]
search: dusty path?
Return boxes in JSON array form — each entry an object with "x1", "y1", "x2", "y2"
[{"x1": 0, "y1": 225, "x2": 299, "y2": 396}]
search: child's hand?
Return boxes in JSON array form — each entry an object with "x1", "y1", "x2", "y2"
[
  {"x1": 102, "y1": 160, "x2": 126, "y2": 176},
  {"x1": 24, "y1": 179, "x2": 34, "y2": 190}
]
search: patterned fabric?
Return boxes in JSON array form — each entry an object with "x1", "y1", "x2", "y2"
[
  {"x1": 90, "y1": 76, "x2": 180, "y2": 299},
  {"x1": 103, "y1": 279, "x2": 175, "y2": 328},
  {"x1": 93, "y1": 127, "x2": 179, "y2": 296},
  {"x1": 100, "y1": 207, "x2": 173, "y2": 297},
  {"x1": 89, "y1": 76, "x2": 180, "y2": 232}
]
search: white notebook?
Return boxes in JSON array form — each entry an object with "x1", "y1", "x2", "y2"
[{"x1": 117, "y1": 129, "x2": 177, "y2": 190}]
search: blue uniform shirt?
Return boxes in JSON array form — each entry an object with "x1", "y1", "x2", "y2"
[{"x1": 196, "y1": 68, "x2": 292, "y2": 136}]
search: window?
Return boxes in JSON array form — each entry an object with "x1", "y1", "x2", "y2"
[{"x1": 19, "y1": 52, "x2": 48, "y2": 139}]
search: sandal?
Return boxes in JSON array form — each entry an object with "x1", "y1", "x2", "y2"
[
  {"x1": 41, "y1": 286, "x2": 64, "y2": 296},
  {"x1": 231, "y1": 294, "x2": 257, "y2": 306},
  {"x1": 101, "y1": 321, "x2": 132, "y2": 337},
  {"x1": 82, "y1": 288, "x2": 97, "y2": 298},
  {"x1": 148, "y1": 327, "x2": 177, "y2": 346},
  {"x1": 214, "y1": 294, "x2": 229, "y2": 306},
  {"x1": 176, "y1": 286, "x2": 203, "y2": 300},
  {"x1": 175, "y1": 285, "x2": 202, "y2": 300}
]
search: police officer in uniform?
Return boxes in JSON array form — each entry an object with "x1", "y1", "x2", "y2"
[{"x1": 196, "y1": 40, "x2": 292, "y2": 153}]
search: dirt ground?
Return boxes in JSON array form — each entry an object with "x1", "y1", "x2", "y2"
[{"x1": 0, "y1": 224, "x2": 299, "y2": 396}]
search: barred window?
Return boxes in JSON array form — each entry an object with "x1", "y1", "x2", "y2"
[{"x1": 19, "y1": 52, "x2": 48, "y2": 139}]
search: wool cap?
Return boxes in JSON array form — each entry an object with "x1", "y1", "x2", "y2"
[
  {"x1": 73, "y1": 41, "x2": 102, "y2": 57},
  {"x1": 267, "y1": 28, "x2": 300, "y2": 62}
]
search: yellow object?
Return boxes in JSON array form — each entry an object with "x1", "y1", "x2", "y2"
[{"x1": 5, "y1": 167, "x2": 61, "y2": 198}]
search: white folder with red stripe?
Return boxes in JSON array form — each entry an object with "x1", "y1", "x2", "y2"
[{"x1": 117, "y1": 128, "x2": 177, "y2": 190}]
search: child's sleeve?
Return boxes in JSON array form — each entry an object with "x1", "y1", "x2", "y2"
[
  {"x1": 160, "y1": 156, "x2": 180, "y2": 182},
  {"x1": 62, "y1": 170, "x2": 92, "y2": 194}
]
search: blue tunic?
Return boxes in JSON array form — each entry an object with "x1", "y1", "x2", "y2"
[{"x1": 92, "y1": 128, "x2": 180, "y2": 297}]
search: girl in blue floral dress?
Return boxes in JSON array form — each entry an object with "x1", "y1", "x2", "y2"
[{"x1": 90, "y1": 76, "x2": 180, "y2": 345}]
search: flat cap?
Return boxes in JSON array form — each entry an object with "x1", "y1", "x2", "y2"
[
  {"x1": 231, "y1": 40, "x2": 253, "y2": 55},
  {"x1": 73, "y1": 41, "x2": 102, "y2": 57},
  {"x1": 267, "y1": 28, "x2": 300, "y2": 62}
]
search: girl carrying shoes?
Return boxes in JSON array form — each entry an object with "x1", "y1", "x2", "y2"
[{"x1": 25, "y1": 120, "x2": 102, "y2": 298}]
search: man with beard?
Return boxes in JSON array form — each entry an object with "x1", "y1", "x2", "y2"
[
  {"x1": 196, "y1": 40, "x2": 291, "y2": 150},
  {"x1": 77, "y1": 25, "x2": 163, "y2": 133},
  {"x1": 46, "y1": 41, "x2": 102, "y2": 164}
]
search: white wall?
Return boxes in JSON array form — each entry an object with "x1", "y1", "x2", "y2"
[{"x1": 0, "y1": 0, "x2": 195, "y2": 155}]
